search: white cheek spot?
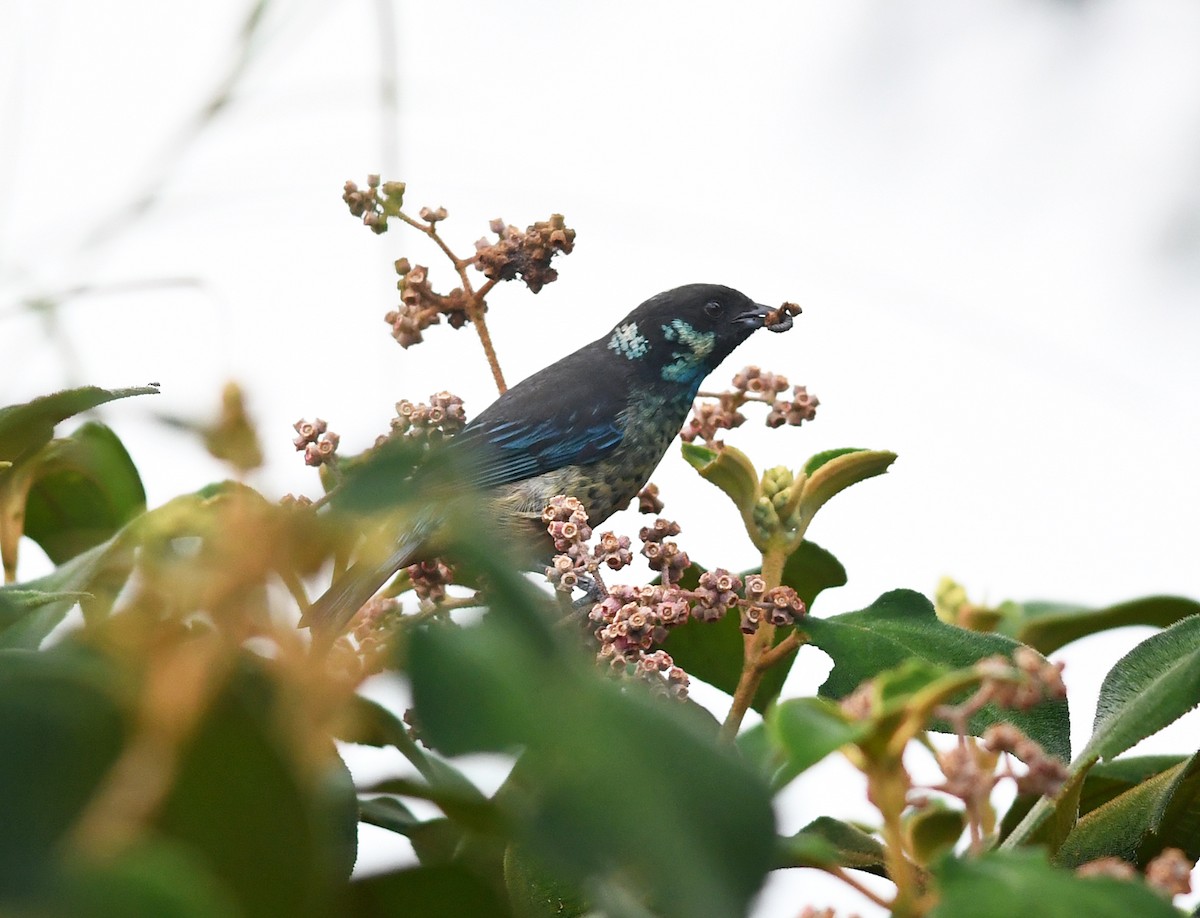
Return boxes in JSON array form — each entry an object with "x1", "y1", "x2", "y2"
[{"x1": 607, "y1": 321, "x2": 650, "y2": 360}]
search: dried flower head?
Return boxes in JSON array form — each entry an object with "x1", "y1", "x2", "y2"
[
  {"x1": 407, "y1": 558, "x2": 454, "y2": 603},
  {"x1": 473, "y1": 214, "x2": 576, "y2": 294},
  {"x1": 637, "y1": 483, "x2": 665, "y2": 514}
]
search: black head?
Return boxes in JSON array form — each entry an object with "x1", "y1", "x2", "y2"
[{"x1": 603, "y1": 283, "x2": 773, "y2": 388}]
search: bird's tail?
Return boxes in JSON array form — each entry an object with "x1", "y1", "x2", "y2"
[{"x1": 303, "y1": 530, "x2": 427, "y2": 643}]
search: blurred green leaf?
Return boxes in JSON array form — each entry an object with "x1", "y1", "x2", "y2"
[
  {"x1": 409, "y1": 604, "x2": 776, "y2": 918},
  {"x1": 156, "y1": 658, "x2": 358, "y2": 918},
  {"x1": 767, "y1": 697, "x2": 867, "y2": 789},
  {"x1": 358, "y1": 795, "x2": 421, "y2": 835},
  {"x1": 1009, "y1": 596, "x2": 1200, "y2": 655},
  {"x1": 504, "y1": 843, "x2": 588, "y2": 918},
  {"x1": 1056, "y1": 751, "x2": 1200, "y2": 868},
  {"x1": 776, "y1": 817, "x2": 887, "y2": 876},
  {"x1": 0, "y1": 524, "x2": 136, "y2": 649},
  {"x1": 0, "y1": 645, "x2": 129, "y2": 899},
  {"x1": 50, "y1": 840, "x2": 239, "y2": 918},
  {"x1": 1078, "y1": 755, "x2": 1193, "y2": 815},
  {"x1": 930, "y1": 849, "x2": 1179, "y2": 917},
  {"x1": 345, "y1": 864, "x2": 513, "y2": 917},
  {"x1": 660, "y1": 541, "x2": 846, "y2": 713},
  {"x1": 905, "y1": 802, "x2": 966, "y2": 866},
  {"x1": 1083, "y1": 614, "x2": 1200, "y2": 762},
  {"x1": 23, "y1": 422, "x2": 146, "y2": 564},
  {"x1": 803, "y1": 590, "x2": 1071, "y2": 761},
  {"x1": 0, "y1": 385, "x2": 158, "y2": 466}
]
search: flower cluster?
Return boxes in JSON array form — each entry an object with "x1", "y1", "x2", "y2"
[
  {"x1": 293, "y1": 418, "x2": 340, "y2": 467},
  {"x1": 342, "y1": 174, "x2": 406, "y2": 234},
  {"x1": 981, "y1": 723, "x2": 1069, "y2": 797},
  {"x1": 406, "y1": 558, "x2": 454, "y2": 604},
  {"x1": 682, "y1": 365, "x2": 818, "y2": 447},
  {"x1": 391, "y1": 391, "x2": 467, "y2": 442},
  {"x1": 974, "y1": 646, "x2": 1067, "y2": 710},
  {"x1": 1077, "y1": 848, "x2": 1194, "y2": 900},
  {"x1": 636, "y1": 482, "x2": 664, "y2": 514},
  {"x1": 345, "y1": 595, "x2": 404, "y2": 677},
  {"x1": 589, "y1": 584, "x2": 692, "y2": 699},
  {"x1": 541, "y1": 501, "x2": 807, "y2": 699},
  {"x1": 385, "y1": 260, "x2": 472, "y2": 348},
  {"x1": 638, "y1": 518, "x2": 689, "y2": 585},
  {"x1": 542, "y1": 496, "x2": 632, "y2": 593},
  {"x1": 737, "y1": 574, "x2": 806, "y2": 634},
  {"x1": 474, "y1": 214, "x2": 576, "y2": 294}
]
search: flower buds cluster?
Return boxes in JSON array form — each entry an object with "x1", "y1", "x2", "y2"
[
  {"x1": 350, "y1": 595, "x2": 403, "y2": 676},
  {"x1": 342, "y1": 175, "x2": 406, "y2": 234},
  {"x1": 737, "y1": 574, "x2": 806, "y2": 634},
  {"x1": 474, "y1": 214, "x2": 576, "y2": 294},
  {"x1": 683, "y1": 366, "x2": 818, "y2": 448},
  {"x1": 636, "y1": 482, "x2": 664, "y2": 514},
  {"x1": 691, "y1": 569, "x2": 742, "y2": 622},
  {"x1": 541, "y1": 496, "x2": 636, "y2": 593},
  {"x1": 981, "y1": 724, "x2": 1069, "y2": 797},
  {"x1": 406, "y1": 558, "x2": 454, "y2": 603},
  {"x1": 391, "y1": 391, "x2": 468, "y2": 442},
  {"x1": 1076, "y1": 848, "x2": 1195, "y2": 900},
  {"x1": 766, "y1": 385, "x2": 820, "y2": 428},
  {"x1": 293, "y1": 418, "x2": 340, "y2": 467},
  {"x1": 638, "y1": 518, "x2": 689, "y2": 584},
  {"x1": 589, "y1": 583, "x2": 692, "y2": 699},
  {"x1": 974, "y1": 647, "x2": 1067, "y2": 711},
  {"x1": 753, "y1": 465, "x2": 800, "y2": 538},
  {"x1": 385, "y1": 261, "x2": 471, "y2": 348}
]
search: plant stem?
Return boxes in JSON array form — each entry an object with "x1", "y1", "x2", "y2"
[
  {"x1": 825, "y1": 865, "x2": 893, "y2": 910},
  {"x1": 719, "y1": 544, "x2": 789, "y2": 741}
]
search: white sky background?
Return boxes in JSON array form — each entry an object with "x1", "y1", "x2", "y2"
[{"x1": 3, "y1": 0, "x2": 1200, "y2": 914}]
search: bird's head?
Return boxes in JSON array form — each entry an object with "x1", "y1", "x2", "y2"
[{"x1": 604, "y1": 283, "x2": 777, "y2": 388}]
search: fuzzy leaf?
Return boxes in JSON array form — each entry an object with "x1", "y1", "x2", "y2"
[
  {"x1": 767, "y1": 697, "x2": 867, "y2": 788},
  {"x1": 1056, "y1": 751, "x2": 1200, "y2": 868},
  {"x1": 795, "y1": 449, "x2": 896, "y2": 522},
  {"x1": 23, "y1": 422, "x2": 146, "y2": 564},
  {"x1": 1010, "y1": 596, "x2": 1200, "y2": 655},
  {"x1": 930, "y1": 849, "x2": 1180, "y2": 917},
  {"x1": 803, "y1": 590, "x2": 1071, "y2": 761},
  {"x1": 1084, "y1": 615, "x2": 1200, "y2": 762},
  {"x1": 680, "y1": 441, "x2": 760, "y2": 512}
]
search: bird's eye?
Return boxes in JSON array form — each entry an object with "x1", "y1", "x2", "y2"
[{"x1": 704, "y1": 301, "x2": 723, "y2": 318}]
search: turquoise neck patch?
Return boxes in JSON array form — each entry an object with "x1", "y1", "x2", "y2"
[
  {"x1": 607, "y1": 321, "x2": 650, "y2": 360},
  {"x1": 659, "y1": 319, "x2": 716, "y2": 384}
]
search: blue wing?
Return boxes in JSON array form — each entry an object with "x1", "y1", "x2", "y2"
[{"x1": 461, "y1": 410, "x2": 625, "y2": 488}]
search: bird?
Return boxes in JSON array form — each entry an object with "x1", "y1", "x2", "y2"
[{"x1": 306, "y1": 283, "x2": 789, "y2": 638}]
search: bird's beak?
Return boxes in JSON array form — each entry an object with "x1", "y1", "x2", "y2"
[{"x1": 734, "y1": 304, "x2": 774, "y2": 328}]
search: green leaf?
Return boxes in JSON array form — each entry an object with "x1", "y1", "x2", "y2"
[
  {"x1": 766, "y1": 697, "x2": 866, "y2": 788},
  {"x1": 1079, "y1": 755, "x2": 1193, "y2": 815},
  {"x1": 345, "y1": 865, "x2": 513, "y2": 918},
  {"x1": 1083, "y1": 615, "x2": 1200, "y2": 762},
  {"x1": 358, "y1": 795, "x2": 421, "y2": 835},
  {"x1": 0, "y1": 645, "x2": 129, "y2": 898},
  {"x1": 680, "y1": 441, "x2": 760, "y2": 511},
  {"x1": 802, "y1": 447, "x2": 868, "y2": 476},
  {"x1": 795, "y1": 449, "x2": 896, "y2": 522},
  {"x1": 409, "y1": 604, "x2": 776, "y2": 918},
  {"x1": 0, "y1": 385, "x2": 159, "y2": 465},
  {"x1": 156, "y1": 658, "x2": 359, "y2": 918},
  {"x1": 660, "y1": 541, "x2": 846, "y2": 713},
  {"x1": 504, "y1": 843, "x2": 589, "y2": 918},
  {"x1": 1056, "y1": 751, "x2": 1200, "y2": 868},
  {"x1": 0, "y1": 527, "x2": 136, "y2": 649},
  {"x1": 905, "y1": 802, "x2": 966, "y2": 866},
  {"x1": 23, "y1": 422, "x2": 146, "y2": 564},
  {"x1": 803, "y1": 589, "x2": 1071, "y2": 761},
  {"x1": 51, "y1": 840, "x2": 240, "y2": 918},
  {"x1": 1011, "y1": 596, "x2": 1200, "y2": 655},
  {"x1": 930, "y1": 849, "x2": 1180, "y2": 918},
  {"x1": 776, "y1": 817, "x2": 887, "y2": 876}
]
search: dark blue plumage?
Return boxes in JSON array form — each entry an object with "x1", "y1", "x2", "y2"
[{"x1": 307, "y1": 283, "x2": 777, "y2": 636}]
